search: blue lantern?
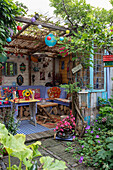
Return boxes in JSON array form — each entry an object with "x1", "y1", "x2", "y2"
[
  {"x1": 45, "y1": 34, "x2": 57, "y2": 47},
  {"x1": 6, "y1": 37, "x2": 12, "y2": 42},
  {"x1": 0, "y1": 54, "x2": 7, "y2": 63},
  {"x1": 60, "y1": 37, "x2": 64, "y2": 41}
]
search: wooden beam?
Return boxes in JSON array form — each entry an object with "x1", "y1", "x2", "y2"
[{"x1": 15, "y1": 16, "x2": 69, "y2": 32}]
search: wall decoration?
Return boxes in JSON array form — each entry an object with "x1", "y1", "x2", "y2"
[
  {"x1": 17, "y1": 75, "x2": 24, "y2": 86},
  {"x1": 38, "y1": 57, "x2": 41, "y2": 62},
  {"x1": 40, "y1": 71, "x2": 45, "y2": 80},
  {"x1": 48, "y1": 72, "x2": 51, "y2": 78},
  {"x1": 20, "y1": 63, "x2": 26, "y2": 73},
  {"x1": 61, "y1": 61, "x2": 65, "y2": 69},
  {"x1": 32, "y1": 74, "x2": 35, "y2": 84}
]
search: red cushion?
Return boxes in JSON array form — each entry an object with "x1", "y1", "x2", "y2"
[
  {"x1": 47, "y1": 87, "x2": 61, "y2": 98},
  {"x1": 18, "y1": 90, "x2": 24, "y2": 99},
  {"x1": 29, "y1": 89, "x2": 40, "y2": 99}
]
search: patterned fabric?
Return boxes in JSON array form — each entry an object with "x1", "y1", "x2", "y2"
[
  {"x1": 29, "y1": 88, "x2": 40, "y2": 99},
  {"x1": 47, "y1": 87, "x2": 61, "y2": 98},
  {"x1": 18, "y1": 90, "x2": 24, "y2": 99}
]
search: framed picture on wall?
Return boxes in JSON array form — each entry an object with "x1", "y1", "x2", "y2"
[{"x1": 40, "y1": 71, "x2": 45, "y2": 80}]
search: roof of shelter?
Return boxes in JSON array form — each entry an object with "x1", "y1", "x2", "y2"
[{"x1": 4, "y1": 15, "x2": 69, "y2": 58}]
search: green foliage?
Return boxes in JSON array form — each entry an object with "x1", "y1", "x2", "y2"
[
  {"x1": 0, "y1": 0, "x2": 27, "y2": 54},
  {"x1": 3, "y1": 108, "x2": 19, "y2": 135},
  {"x1": 60, "y1": 82, "x2": 81, "y2": 94},
  {"x1": 49, "y1": 0, "x2": 113, "y2": 67},
  {"x1": 0, "y1": 123, "x2": 67, "y2": 170},
  {"x1": 65, "y1": 112, "x2": 113, "y2": 169}
]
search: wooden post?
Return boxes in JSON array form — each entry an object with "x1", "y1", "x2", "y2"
[
  {"x1": 28, "y1": 55, "x2": 31, "y2": 85},
  {"x1": 53, "y1": 57, "x2": 55, "y2": 86}
]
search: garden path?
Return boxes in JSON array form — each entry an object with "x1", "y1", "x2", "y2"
[{"x1": 2, "y1": 130, "x2": 96, "y2": 170}]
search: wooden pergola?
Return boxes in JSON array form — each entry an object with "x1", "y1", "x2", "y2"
[{"x1": 4, "y1": 14, "x2": 69, "y2": 85}]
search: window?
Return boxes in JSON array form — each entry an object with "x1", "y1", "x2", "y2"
[
  {"x1": 3, "y1": 62, "x2": 17, "y2": 76},
  {"x1": 93, "y1": 49, "x2": 104, "y2": 89}
]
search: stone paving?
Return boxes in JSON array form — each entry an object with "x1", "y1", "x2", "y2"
[{"x1": 2, "y1": 131, "x2": 96, "y2": 170}]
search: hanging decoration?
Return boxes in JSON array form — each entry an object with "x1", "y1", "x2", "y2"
[
  {"x1": 17, "y1": 25, "x2": 22, "y2": 31},
  {"x1": 17, "y1": 75, "x2": 24, "y2": 86},
  {"x1": 6, "y1": 37, "x2": 12, "y2": 42},
  {"x1": 60, "y1": 37, "x2": 64, "y2": 41},
  {"x1": 40, "y1": 71, "x2": 45, "y2": 80},
  {"x1": 59, "y1": 47, "x2": 68, "y2": 57},
  {"x1": 0, "y1": 54, "x2": 7, "y2": 63},
  {"x1": 20, "y1": 63, "x2": 26, "y2": 73},
  {"x1": 66, "y1": 30, "x2": 70, "y2": 34},
  {"x1": 31, "y1": 17, "x2": 36, "y2": 22},
  {"x1": 45, "y1": 33, "x2": 57, "y2": 47},
  {"x1": 8, "y1": 28, "x2": 13, "y2": 37},
  {"x1": 38, "y1": 25, "x2": 42, "y2": 29}
]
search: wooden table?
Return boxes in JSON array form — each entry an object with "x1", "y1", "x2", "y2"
[
  {"x1": 37, "y1": 102, "x2": 58, "y2": 123},
  {"x1": 10, "y1": 99, "x2": 40, "y2": 126}
]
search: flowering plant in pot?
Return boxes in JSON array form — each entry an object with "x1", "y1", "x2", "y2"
[{"x1": 54, "y1": 111, "x2": 76, "y2": 139}]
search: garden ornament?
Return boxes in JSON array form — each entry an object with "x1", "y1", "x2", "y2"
[
  {"x1": 45, "y1": 33, "x2": 57, "y2": 47},
  {"x1": 17, "y1": 25, "x2": 22, "y2": 31},
  {"x1": 6, "y1": 37, "x2": 12, "y2": 42}
]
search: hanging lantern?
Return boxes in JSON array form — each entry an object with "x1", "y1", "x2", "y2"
[
  {"x1": 31, "y1": 17, "x2": 36, "y2": 22},
  {"x1": 8, "y1": 28, "x2": 13, "y2": 37},
  {"x1": 38, "y1": 25, "x2": 42, "y2": 29},
  {"x1": 20, "y1": 63, "x2": 26, "y2": 73},
  {"x1": 0, "y1": 54, "x2": 7, "y2": 63},
  {"x1": 45, "y1": 34, "x2": 57, "y2": 47},
  {"x1": 17, "y1": 25, "x2": 22, "y2": 31},
  {"x1": 66, "y1": 30, "x2": 70, "y2": 34},
  {"x1": 47, "y1": 36, "x2": 51, "y2": 40},
  {"x1": 60, "y1": 37, "x2": 64, "y2": 41},
  {"x1": 6, "y1": 37, "x2": 11, "y2": 42}
]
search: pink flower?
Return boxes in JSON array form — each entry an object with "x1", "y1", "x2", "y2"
[
  {"x1": 56, "y1": 126, "x2": 58, "y2": 130},
  {"x1": 70, "y1": 126, "x2": 72, "y2": 129},
  {"x1": 54, "y1": 129, "x2": 56, "y2": 132},
  {"x1": 66, "y1": 116, "x2": 69, "y2": 119},
  {"x1": 60, "y1": 129, "x2": 64, "y2": 132}
]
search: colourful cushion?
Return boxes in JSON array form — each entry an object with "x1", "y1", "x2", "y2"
[
  {"x1": 18, "y1": 90, "x2": 24, "y2": 99},
  {"x1": 29, "y1": 88, "x2": 40, "y2": 99},
  {"x1": 47, "y1": 87, "x2": 61, "y2": 98}
]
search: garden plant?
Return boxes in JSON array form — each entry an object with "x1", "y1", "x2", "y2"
[
  {"x1": 0, "y1": 123, "x2": 67, "y2": 170},
  {"x1": 65, "y1": 97, "x2": 113, "y2": 169}
]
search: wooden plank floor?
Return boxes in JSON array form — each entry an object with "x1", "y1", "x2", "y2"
[{"x1": 25, "y1": 129, "x2": 54, "y2": 142}]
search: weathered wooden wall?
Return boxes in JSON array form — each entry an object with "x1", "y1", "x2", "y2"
[{"x1": 59, "y1": 55, "x2": 72, "y2": 84}]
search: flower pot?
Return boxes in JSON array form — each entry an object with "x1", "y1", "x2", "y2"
[{"x1": 56, "y1": 129, "x2": 74, "y2": 139}]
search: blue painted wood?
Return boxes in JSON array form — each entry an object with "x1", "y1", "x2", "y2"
[
  {"x1": 90, "y1": 52, "x2": 94, "y2": 88},
  {"x1": 53, "y1": 100, "x2": 70, "y2": 107},
  {"x1": 107, "y1": 67, "x2": 110, "y2": 98},
  {"x1": 102, "y1": 92, "x2": 108, "y2": 100},
  {"x1": 87, "y1": 92, "x2": 91, "y2": 108}
]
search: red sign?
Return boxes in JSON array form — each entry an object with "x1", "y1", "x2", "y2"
[{"x1": 103, "y1": 55, "x2": 113, "y2": 61}]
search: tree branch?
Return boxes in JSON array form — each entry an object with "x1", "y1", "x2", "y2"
[{"x1": 62, "y1": 0, "x2": 73, "y2": 27}]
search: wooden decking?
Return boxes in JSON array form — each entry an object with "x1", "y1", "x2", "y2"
[{"x1": 25, "y1": 129, "x2": 54, "y2": 142}]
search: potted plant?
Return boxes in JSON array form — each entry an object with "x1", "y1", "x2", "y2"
[{"x1": 54, "y1": 110, "x2": 76, "y2": 139}]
